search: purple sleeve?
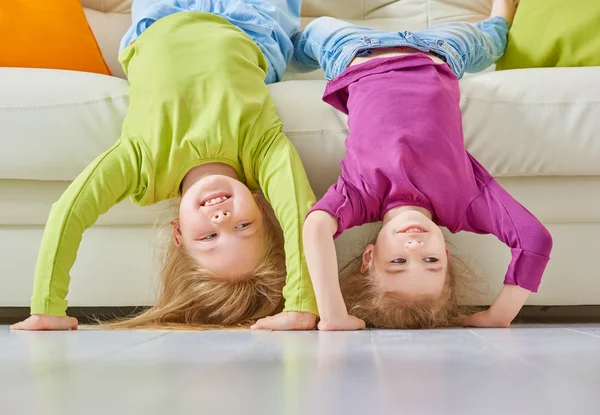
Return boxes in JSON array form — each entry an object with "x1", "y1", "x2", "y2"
[
  {"x1": 460, "y1": 180, "x2": 553, "y2": 292},
  {"x1": 308, "y1": 177, "x2": 365, "y2": 239}
]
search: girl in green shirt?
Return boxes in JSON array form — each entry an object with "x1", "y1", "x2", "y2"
[{"x1": 11, "y1": 12, "x2": 318, "y2": 331}]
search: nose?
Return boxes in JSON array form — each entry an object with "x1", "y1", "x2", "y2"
[
  {"x1": 211, "y1": 211, "x2": 231, "y2": 224},
  {"x1": 405, "y1": 239, "x2": 424, "y2": 251}
]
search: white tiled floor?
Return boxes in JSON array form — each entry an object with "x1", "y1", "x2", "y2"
[{"x1": 1, "y1": 324, "x2": 599, "y2": 415}]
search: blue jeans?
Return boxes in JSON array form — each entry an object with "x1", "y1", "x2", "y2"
[{"x1": 292, "y1": 16, "x2": 510, "y2": 80}]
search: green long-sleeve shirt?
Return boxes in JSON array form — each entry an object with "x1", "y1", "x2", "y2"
[{"x1": 31, "y1": 12, "x2": 318, "y2": 317}]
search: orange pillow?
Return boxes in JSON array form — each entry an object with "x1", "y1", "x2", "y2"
[{"x1": 0, "y1": 1, "x2": 111, "y2": 75}]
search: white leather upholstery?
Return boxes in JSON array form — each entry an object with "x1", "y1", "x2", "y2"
[{"x1": 1, "y1": 0, "x2": 599, "y2": 308}]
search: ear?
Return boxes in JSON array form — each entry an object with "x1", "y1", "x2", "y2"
[
  {"x1": 171, "y1": 219, "x2": 182, "y2": 247},
  {"x1": 360, "y1": 244, "x2": 375, "y2": 273}
]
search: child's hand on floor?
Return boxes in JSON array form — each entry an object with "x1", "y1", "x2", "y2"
[
  {"x1": 10, "y1": 314, "x2": 79, "y2": 331},
  {"x1": 462, "y1": 310, "x2": 511, "y2": 328},
  {"x1": 318, "y1": 314, "x2": 366, "y2": 331},
  {"x1": 251, "y1": 311, "x2": 317, "y2": 331},
  {"x1": 462, "y1": 284, "x2": 531, "y2": 328}
]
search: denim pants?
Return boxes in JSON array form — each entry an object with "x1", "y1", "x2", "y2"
[{"x1": 292, "y1": 16, "x2": 510, "y2": 80}]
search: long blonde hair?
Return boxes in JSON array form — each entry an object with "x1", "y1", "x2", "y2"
[
  {"x1": 340, "y1": 249, "x2": 475, "y2": 329},
  {"x1": 101, "y1": 204, "x2": 286, "y2": 330}
]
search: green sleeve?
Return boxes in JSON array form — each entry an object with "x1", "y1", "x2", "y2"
[
  {"x1": 256, "y1": 128, "x2": 318, "y2": 315},
  {"x1": 30, "y1": 138, "x2": 148, "y2": 316}
]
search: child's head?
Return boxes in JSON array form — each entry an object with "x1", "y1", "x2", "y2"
[
  {"x1": 362, "y1": 207, "x2": 449, "y2": 299},
  {"x1": 173, "y1": 174, "x2": 269, "y2": 279},
  {"x1": 107, "y1": 174, "x2": 286, "y2": 329},
  {"x1": 341, "y1": 207, "x2": 466, "y2": 328},
  {"x1": 153, "y1": 208, "x2": 285, "y2": 327}
]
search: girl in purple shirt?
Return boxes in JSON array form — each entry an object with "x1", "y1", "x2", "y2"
[{"x1": 297, "y1": 0, "x2": 552, "y2": 330}]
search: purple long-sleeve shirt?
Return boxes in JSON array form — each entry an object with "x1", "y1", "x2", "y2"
[{"x1": 310, "y1": 54, "x2": 552, "y2": 292}]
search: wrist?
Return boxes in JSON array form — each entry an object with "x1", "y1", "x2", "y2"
[
  {"x1": 318, "y1": 309, "x2": 349, "y2": 323},
  {"x1": 485, "y1": 306, "x2": 515, "y2": 326},
  {"x1": 317, "y1": 295, "x2": 349, "y2": 321}
]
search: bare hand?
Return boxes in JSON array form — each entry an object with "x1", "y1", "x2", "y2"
[
  {"x1": 10, "y1": 314, "x2": 79, "y2": 331},
  {"x1": 251, "y1": 311, "x2": 317, "y2": 331},
  {"x1": 462, "y1": 310, "x2": 511, "y2": 328},
  {"x1": 318, "y1": 314, "x2": 366, "y2": 331}
]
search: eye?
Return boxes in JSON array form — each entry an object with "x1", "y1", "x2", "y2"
[
  {"x1": 424, "y1": 257, "x2": 438, "y2": 263},
  {"x1": 235, "y1": 223, "x2": 251, "y2": 230},
  {"x1": 200, "y1": 233, "x2": 217, "y2": 241},
  {"x1": 391, "y1": 258, "x2": 407, "y2": 264}
]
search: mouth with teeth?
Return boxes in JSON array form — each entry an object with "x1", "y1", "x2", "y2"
[
  {"x1": 398, "y1": 225, "x2": 428, "y2": 233},
  {"x1": 200, "y1": 193, "x2": 231, "y2": 207}
]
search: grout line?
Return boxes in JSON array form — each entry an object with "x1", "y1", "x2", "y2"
[
  {"x1": 466, "y1": 328, "x2": 486, "y2": 341},
  {"x1": 369, "y1": 330, "x2": 396, "y2": 413},
  {"x1": 82, "y1": 331, "x2": 172, "y2": 364},
  {"x1": 564, "y1": 328, "x2": 600, "y2": 339}
]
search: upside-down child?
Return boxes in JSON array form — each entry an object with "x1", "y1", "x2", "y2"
[
  {"x1": 12, "y1": 0, "x2": 319, "y2": 331},
  {"x1": 298, "y1": 0, "x2": 553, "y2": 330}
]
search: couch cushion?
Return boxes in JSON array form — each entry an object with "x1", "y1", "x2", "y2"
[
  {"x1": 1, "y1": 66, "x2": 600, "y2": 183},
  {"x1": 3, "y1": 217, "x2": 600, "y2": 307},
  {"x1": 0, "y1": 68, "x2": 128, "y2": 181}
]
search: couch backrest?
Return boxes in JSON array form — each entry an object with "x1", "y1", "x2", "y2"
[
  {"x1": 80, "y1": 0, "x2": 492, "y2": 78},
  {"x1": 81, "y1": 0, "x2": 491, "y2": 20}
]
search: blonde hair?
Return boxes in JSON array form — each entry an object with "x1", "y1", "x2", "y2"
[
  {"x1": 340, "y1": 252, "x2": 475, "y2": 329},
  {"x1": 101, "y1": 205, "x2": 286, "y2": 330}
]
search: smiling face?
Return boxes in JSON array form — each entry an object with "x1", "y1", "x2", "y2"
[
  {"x1": 173, "y1": 175, "x2": 267, "y2": 279},
  {"x1": 362, "y1": 209, "x2": 449, "y2": 299}
]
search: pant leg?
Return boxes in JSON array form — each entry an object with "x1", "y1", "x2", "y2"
[
  {"x1": 470, "y1": 17, "x2": 511, "y2": 71},
  {"x1": 410, "y1": 17, "x2": 510, "y2": 78},
  {"x1": 292, "y1": 17, "x2": 422, "y2": 80}
]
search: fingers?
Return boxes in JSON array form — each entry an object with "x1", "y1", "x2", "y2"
[
  {"x1": 10, "y1": 316, "x2": 79, "y2": 331},
  {"x1": 349, "y1": 315, "x2": 366, "y2": 330},
  {"x1": 257, "y1": 315, "x2": 290, "y2": 331},
  {"x1": 317, "y1": 321, "x2": 331, "y2": 331},
  {"x1": 9, "y1": 321, "x2": 24, "y2": 331},
  {"x1": 461, "y1": 311, "x2": 485, "y2": 327},
  {"x1": 461, "y1": 312, "x2": 511, "y2": 328},
  {"x1": 251, "y1": 313, "x2": 316, "y2": 331},
  {"x1": 250, "y1": 316, "x2": 276, "y2": 331},
  {"x1": 318, "y1": 319, "x2": 366, "y2": 331},
  {"x1": 67, "y1": 317, "x2": 79, "y2": 330},
  {"x1": 462, "y1": 317, "x2": 480, "y2": 328}
]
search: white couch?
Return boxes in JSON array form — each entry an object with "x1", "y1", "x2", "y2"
[{"x1": 1, "y1": 0, "x2": 599, "y2": 311}]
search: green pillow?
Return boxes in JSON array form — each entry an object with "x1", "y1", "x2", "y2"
[{"x1": 496, "y1": 0, "x2": 600, "y2": 70}]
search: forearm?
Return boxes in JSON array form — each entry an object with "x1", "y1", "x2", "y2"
[
  {"x1": 257, "y1": 132, "x2": 318, "y2": 314},
  {"x1": 31, "y1": 139, "x2": 142, "y2": 316},
  {"x1": 303, "y1": 214, "x2": 347, "y2": 320},
  {"x1": 465, "y1": 181, "x2": 553, "y2": 292},
  {"x1": 488, "y1": 284, "x2": 530, "y2": 324},
  {"x1": 31, "y1": 196, "x2": 82, "y2": 316}
]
